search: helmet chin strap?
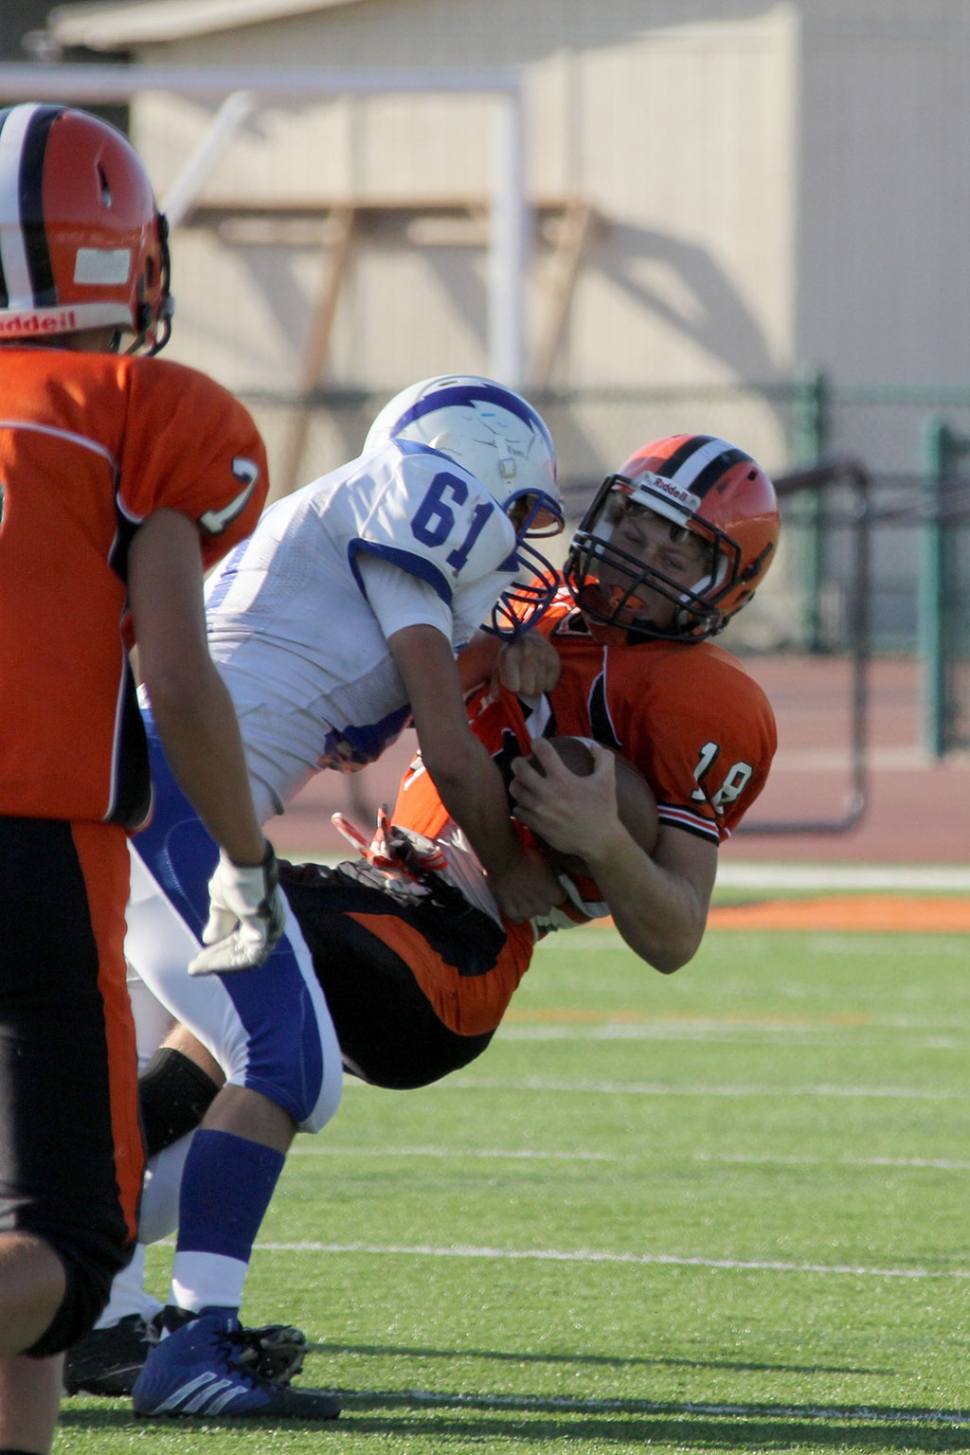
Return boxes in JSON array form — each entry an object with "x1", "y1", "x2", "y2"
[{"x1": 682, "y1": 572, "x2": 712, "y2": 603}]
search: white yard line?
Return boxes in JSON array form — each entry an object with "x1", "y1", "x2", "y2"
[
  {"x1": 336, "y1": 1387, "x2": 970, "y2": 1426},
  {"x1": 494, "y1": 1026, "x2": 965, "y2": 1044},
  {"x1": 291, "y1": 1146, "x2": 970, "y2": 1172},
  {"x1": 696, "y1": 1153, "x2": 970, "y2": 1171},
  {"x1": 426, "y1": 1077, "x2": 967, "y2": 1099},
  {"x1": 245, "y1": 1239, "x2": 970, "y2": 1281},
  {"x1": 288, "y1": 1146, "x2": 614, "y2": 1160}
]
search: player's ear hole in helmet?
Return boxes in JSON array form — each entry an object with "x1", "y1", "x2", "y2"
[
  {"x1": 0, "y1": 103, "x2": 173, "y2": 355},
  {"x1": 565, "y1": 433, "x2": 780, "y2": 643},
  {"x1": 364, "y1": 375, "x2": 564, "y2": 638}
]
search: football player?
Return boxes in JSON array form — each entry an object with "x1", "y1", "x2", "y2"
[
  {"x1": 67, "y1": 433, "x2": 779, "y2": 1404},
  {"x1": 422, "y1": 428, "x2": 782, "y2": 972},
  {"x1": 114, "y1": 375, "x2": 566, "y2": 1417},
  {"x1": 0, "y1": 103, "x2": 279, "y2": 1454}
]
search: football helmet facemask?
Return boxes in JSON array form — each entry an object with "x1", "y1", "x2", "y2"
[
  {"x1": 565, "y1": 433, "x2": 779, "y2": 643},
  {"x1": 364, "y1": 375, "x2": 563, "y2": 636},
  {"x1": 0, "y1": 103, "x2": 172, "y2": 354}
]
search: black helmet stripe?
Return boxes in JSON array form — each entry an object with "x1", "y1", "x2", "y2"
[
  {"x1": 659, "y1": 435, "x2": 751, "y2": 499},
  {"x1": 0, "y1": 103, "x2": 60, "y2": 309},
  {"x1": 0, "y1": 108, "x2": 10, "y2": 305},
  {"x1": 688, "y1": 446, "x2": 750, "y2": 498},
  {"x1": 19, "y1": 107, "x2": 58, "y2": 306}
]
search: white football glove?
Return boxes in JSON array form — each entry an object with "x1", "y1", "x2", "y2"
[{"x1": 188, "y1": 842, "x2": 286, "y2": 975}]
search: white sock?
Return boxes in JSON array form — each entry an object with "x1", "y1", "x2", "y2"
[
  {"x1": 93, "y1": 1244, "x2": 164, "y2": 1328},
  {"x1": 170, "y1": 1251, "x2": 248, "y2": 1314},
  {"x1": 139, "y1": 1134, "x2": 195, "y2": 1245}
]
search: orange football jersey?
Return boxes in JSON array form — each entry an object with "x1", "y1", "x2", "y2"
[
  {"x1": 394, "y1": 587, "x2": 776, "y2": 849},
  {"x1": 0, "y1": 347, "x2": 267, "y2": 827},
  {"x1": 384, "y1": 587, "x2": 776, "y2": 1033}
]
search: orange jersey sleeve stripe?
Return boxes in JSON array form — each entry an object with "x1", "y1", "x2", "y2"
[{"x1": 71, "y1": 822, "x2": 142, "y2": 1241}]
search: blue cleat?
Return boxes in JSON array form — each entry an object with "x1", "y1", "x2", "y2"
[
  {"x1": 65, "y1": 1308, "x2": 307, "y2": 1397},
  {"x1": 131, "y1": 1310, "x2": 340, "y2": 1419}
]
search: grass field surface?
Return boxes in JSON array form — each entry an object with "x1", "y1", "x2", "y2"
[{"x1": 59, "y1": 920, "x2": 970, "y2": 1453}]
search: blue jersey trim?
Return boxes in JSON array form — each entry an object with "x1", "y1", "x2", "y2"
[
  {"x1": 204, "y1": 539, "x2": 246, "y2": 617},
  {"x1": 393, "y1": 438, "x2": 450, "y2": 460},
  {"x1": 349, "y1": 539, "x2": 453, "y2": 606},
  {"x1": 318, "y1": 702, "x2": 412, "y2": 770}
]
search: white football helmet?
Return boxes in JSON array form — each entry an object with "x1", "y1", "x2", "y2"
[{"x1": 365, "y1": 375, "x2": 564, "y2": 635}]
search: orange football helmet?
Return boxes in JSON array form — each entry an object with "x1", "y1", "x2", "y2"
[
  {"x1": 565, "y1": 433, "x2": 779, "y2": 642},
  {"x1": 0, "y1": 103, "x2": 171, "y2": 353}
]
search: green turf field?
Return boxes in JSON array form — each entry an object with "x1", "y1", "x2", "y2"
[{"x1": 59, "y1": 923, "x2": 970, "y2": 1453}]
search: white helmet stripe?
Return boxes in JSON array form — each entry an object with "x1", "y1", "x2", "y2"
[
  {"x1": 0, "y1": 104, "x2": 42, "y2": 307},
  {"x1": 662, "y1": 435, "x2": 735, "y2": 491}
]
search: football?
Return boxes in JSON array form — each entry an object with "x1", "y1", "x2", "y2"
[{"x1": 526, "y1": 736, "x2": 659, "y2": 873}]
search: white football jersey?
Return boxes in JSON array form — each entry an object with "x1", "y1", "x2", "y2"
[{"x1": 203, "y1": 439, "x2": 522, "y2": 816}]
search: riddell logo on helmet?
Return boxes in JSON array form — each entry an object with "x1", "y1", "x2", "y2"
[
  {"x1": 641, "y1": 474, "x2": 701, "y2": 512},
  {"x1": 0, "y1": 311, "x2": 78, "y2": 335}
]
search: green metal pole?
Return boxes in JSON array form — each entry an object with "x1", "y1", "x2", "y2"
[
  {"x1": 919, "y1": 417, "x2": 948, "y2": 759},
  {"x1": 794, "y1": 368, "x2": 829, "y2": 652},
  {"x1": 793, "y1": 366, "x2": 829, "y2": 465}
]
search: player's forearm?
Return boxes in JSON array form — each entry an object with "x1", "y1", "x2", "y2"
[
  {"x1": 149, "y1": 660, "x2": 266, "y2": 866},
  {"x1": 128, "y1": 509, "x2": 266, "y2": 867},
  {"x1": 392, "y1": 622, "x2": 521, "y2": 873},
  {"x1": 426, "y1": 742, "x2": 562, "y2": 922},
  {"x1": 391, "y1": 622, "x2": 560, "y2": 918},
  {"x1": 455, "y1": 630, "x2": 502, "y2": 693},
  {"x1": 582, "y1": 834, "x2": 707, "y2": 973},
  {"x1": 422, "y1": 733, "x2": 522, "y2": 876}
]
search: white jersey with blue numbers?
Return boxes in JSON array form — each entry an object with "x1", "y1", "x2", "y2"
[{"x1": 203, "y1": 438, "x2": 520, "y2": 817}]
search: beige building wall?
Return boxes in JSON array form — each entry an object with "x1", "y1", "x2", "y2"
[
  {"x1": 43, "y1": 0, "x2": 970, "y2": 524},
  {"x1": 47, "y1": 0, "x2": 970, "y2": 484},
  {"x1": 800, "y1": 0, "x2": 970, "y2": 383},
  {"x1": 60, "y1": 0, "x2": 801, "y2": 493},
  {"x1": 42, "y1": 0, "x2": 970, "y2": 655},
  {"x1": 796, "y1": 1, "x2": 970, "y2": 471}
]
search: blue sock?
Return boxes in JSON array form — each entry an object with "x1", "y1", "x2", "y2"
[{"x1": 170, "y1": 1128, "x2": 285, "y2": 1314}]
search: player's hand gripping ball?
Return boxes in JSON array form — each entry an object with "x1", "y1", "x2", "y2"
[{"x1": 525, "y1": 736, "x2": 658, "y2": 874}]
